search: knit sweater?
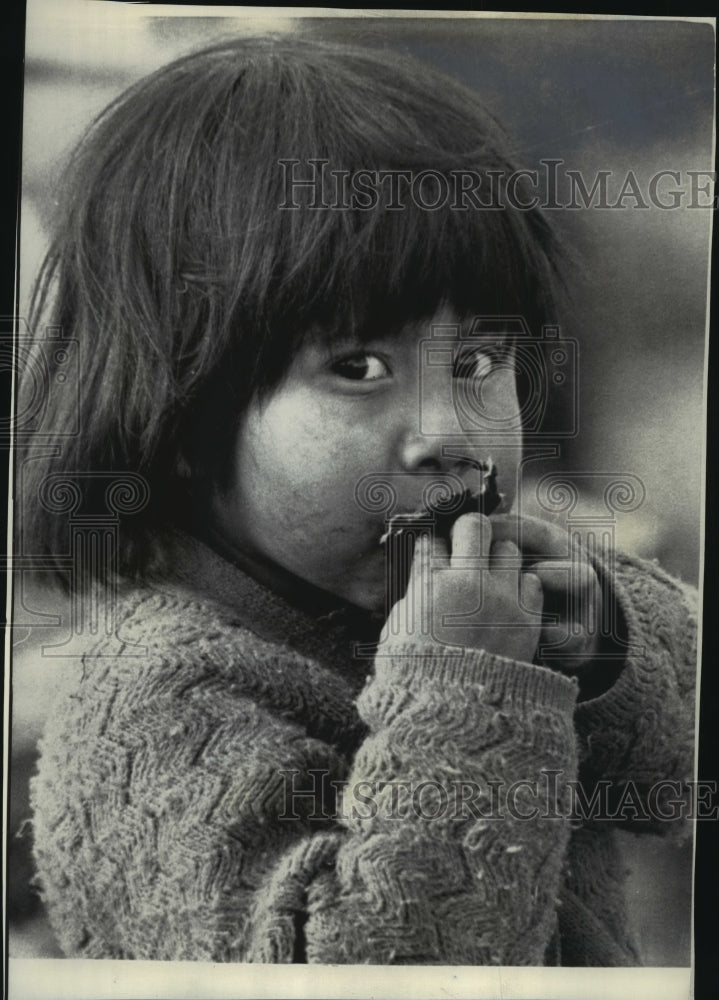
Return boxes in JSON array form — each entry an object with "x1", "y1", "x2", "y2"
[{"x1": 30, "y1": 529, "x2": 697, "y2": 965}]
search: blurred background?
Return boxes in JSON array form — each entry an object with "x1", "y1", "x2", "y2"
[{"x1": 10, "y1": 2, "x2": 713, "y2": 964}]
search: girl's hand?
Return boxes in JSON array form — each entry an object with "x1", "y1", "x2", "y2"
[
  {"x1": 388, "y1": 513, "x2": 543, "y2": 664},
  {"x1": 491, "y1": 515, "x2": 603, "y2": 676}
]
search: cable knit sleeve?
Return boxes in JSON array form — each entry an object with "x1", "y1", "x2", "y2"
[
  {"x1": 31, "y1": 587, "x2": 579, "y2": 965},
  {"x1": 573, "y1": 551, "x2": 698, "y2": 830}
]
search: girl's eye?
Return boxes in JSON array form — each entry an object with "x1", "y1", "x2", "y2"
[
  {"x1": 453, "y1": 343, "x2": 514, "y2": 380},
  {"x1": 330, "y1": 353, "x2": 390, "y2": 382},
  {"x1": 453, "y1": 347, "x2": 495, "y2": 381}
]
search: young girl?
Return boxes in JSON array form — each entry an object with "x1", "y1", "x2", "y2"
[{"x1": 21, "y1": 34, "x2": 696, "y2": 966}]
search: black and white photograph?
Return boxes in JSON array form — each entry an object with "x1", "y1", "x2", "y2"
[{"x1": 4, "y1": 3, "x2": 715, "y2": 998}]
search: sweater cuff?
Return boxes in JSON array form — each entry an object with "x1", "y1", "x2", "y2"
[
  {"x1": 576, "y1": 551, "x2": 681, "y2": 711},
  {"x1": 574, "y1": 550, "x2": 696, "y2": 781},
  {"x1": 370, "y1": 641, "x2": 578, "y2": 715}
]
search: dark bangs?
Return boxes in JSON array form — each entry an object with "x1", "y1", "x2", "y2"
[
  {"x1": 259, "y1": 189, "x2": 560, "y2": 356},
  {"x1": 180, "y1": 36, "x2": 564, "y2": 476},
  {"x1": 211, "y1": 36, "x2": 563, "y2": 382},
  {"x1": 20, "y1": 33, "x2": 565, "y2": 574}
]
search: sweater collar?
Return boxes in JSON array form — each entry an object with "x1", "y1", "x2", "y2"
[{"x1": 150, "y1": 528, "x2": 381, "y2": 690}]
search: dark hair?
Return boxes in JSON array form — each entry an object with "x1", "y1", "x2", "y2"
[{"x1": 18, "y1": 33, "x2": 566, "y2": 578}]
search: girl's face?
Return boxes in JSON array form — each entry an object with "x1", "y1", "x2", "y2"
[{"x1": 209, "y1": 310, "x2": 523, "y2": 612}]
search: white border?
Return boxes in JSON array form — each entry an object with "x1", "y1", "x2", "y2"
[
  {"x1": 8, "y1": 959, "x2": 694, "y2": 1000},
  {"x1": 7, "y1": 4, "x2": 715, "y2": 1000}
]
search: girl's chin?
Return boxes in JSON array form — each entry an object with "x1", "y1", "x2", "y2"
[{"x1": 328, "y1": 563, "x2": 391, "y2": 614}]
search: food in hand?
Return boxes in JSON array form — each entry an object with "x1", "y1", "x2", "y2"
[{"x1": 380, "y1": 461, "x2": 502, "y2": 600}]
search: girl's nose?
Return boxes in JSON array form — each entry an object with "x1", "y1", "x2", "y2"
[
  {"x1": 397, "y1": 367, "x2": 476, "y2": 473},
  {"x1": 398, "y1": 431, "x2": 447, "y2": 473},
  {"x1": 398, "y1": 430, "x2": 492, "y2": 495}
]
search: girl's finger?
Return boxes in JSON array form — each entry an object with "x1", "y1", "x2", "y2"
[
  {"x1": 449, "y1": 512, "x2": 492, "y2": 564},
  {"x1": 532, "y1": 559, "x2": 601, "y2": 637},
  {"x1": 405, "y1": 532, "x2": 446, "y2": 614},
  {"x1": 520, "y1": 571, "x2": 544, "y2": 614},
  {"x1": 489, "y1": 538, "x2": 521, "y2": 571},
  {"x1": 492, "y1": 514, "x2": 582, "y2": 560},
  {"x1": 530, "y1": 559, "x2": 594, "y2": 590}
]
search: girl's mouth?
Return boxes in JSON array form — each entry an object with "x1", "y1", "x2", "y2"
[
  {"x1": 379, "y1": 462, "x2": 502, "y2": 601},
  {"x1": 379, "y1": 462, "x2": 502, "y2": 545}
]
